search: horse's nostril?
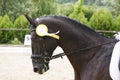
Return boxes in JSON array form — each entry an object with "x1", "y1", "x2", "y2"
[{"x1": 34, "y1": 68, "x2": 38, "y2": 72}]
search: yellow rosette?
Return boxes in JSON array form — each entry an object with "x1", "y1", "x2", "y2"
[{"x1": 36, "y1": 24, "x2": 59, "y2": 40}]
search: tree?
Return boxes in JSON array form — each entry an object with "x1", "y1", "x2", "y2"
[
  {"x1": 90, "y1": 8, "x2": 114, "y2": 30},
  {"x1": 14, "y1": 15, "x2": 29, "y2": 43},
  {"x1": 69, "y1": 12, "x2": 89, "y2": 25},
  {"x1": 0, "y1": 15, "x2": 14, "y2": 43},
  {"x1": 0, "y1": 0, "x2": 6, "y2": 16},
  {"x1": 84, "y1": 0, "x2": 96, "y2": 5},
  {"x1": 0, "y1": 16, "x2": 2, "y2": 21},
  {"x1": 69, "y1": 0, "x2": 89, "y2": 25},
  {"x1": 115, "y1": 15, "x2": 120, "y2": 31},
  {"x1": 107, "y1": 0, "x2": 120, "y2": 17},
  {"x1": 58, "y1": 0, "x2": 78, "y2": 4},
  {"x1": 69, "y1": 0, "x2": 84, "y2": 18},
  {"x1": 0, "y1": 16, "x2": 3, "y2": 43},
  {"x1": 81, "y1": 5, "x2": 95, "y2": 20},
  {"x1": 57, "y1": 3, "x2": 74, "y2": 16},
  {"x1": 0, "y1": 0, "x2": 31, "y2": 21},
  {"x1": 30, "y1": 0, "x2": 57, "y2": 17}
]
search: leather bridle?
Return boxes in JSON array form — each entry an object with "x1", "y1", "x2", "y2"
[
  {"x1": 31, "y1": 29, "x2": 117, "y2": 62},
  {"x1": 31, "y1": 37, "x2": 51, "y2": 63},
  {"x1": 51, "y1": 40, "x2": 116, "y2": 59}
]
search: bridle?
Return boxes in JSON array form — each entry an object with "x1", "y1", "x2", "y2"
[
  {"x1": 31, "y1": 37, "x2": 116, "y2": 63},
  {"x1": 51, "y1": 41, "x2": 116, "y2": 59},
  {"x1": 31, "y1": 37, "x2": 52, "y2": 63},
  {"x1": 31, "y1": 29, "x2": 117, "y2": 63}
]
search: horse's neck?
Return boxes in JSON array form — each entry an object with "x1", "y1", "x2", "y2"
[
  {"x1": 59, "y1": 25, "x2": 109, "y2": 53},
  {"x1": 54, "y1": 17, "x2": 116, "y2": 80},
  {"x1": 59, "y1": 25, "x2": 115, "y2": 79}
]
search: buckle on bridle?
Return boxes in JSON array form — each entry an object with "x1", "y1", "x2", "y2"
[{"x1": 44, "y1": 57, "x2": 51, "y2": 63}]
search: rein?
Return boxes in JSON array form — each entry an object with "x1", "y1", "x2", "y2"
[
  {"x1": 31, "y1": 29, "x2": 116, "y2": 60},
  {"x1": 51, "y1": 41, "x2": 116, "y2": 60}
]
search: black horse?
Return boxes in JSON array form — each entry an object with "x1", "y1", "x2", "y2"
[{"x1": 25, "y1": 15, "x2": 119, "y2": 80}]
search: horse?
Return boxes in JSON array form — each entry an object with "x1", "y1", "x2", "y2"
[{"x1": 25, "y1": 15, "x2": 119, "y2": 80}]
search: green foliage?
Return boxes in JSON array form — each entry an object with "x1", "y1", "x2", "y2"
[
  {"x1": 58, "y1": 0, "x2": 78, "y2": 4},
  {"x1": 0, "y1": 0, "x2": 58, "y2": 44},
  {"x1": 90, "y1": 8, "x2": 114, "y2": 30},
  {"x1": 84, "y1": 0, "x2": 95, "y2": 5},
  {"x1": 74, "y1": 0, "x2": 84, "y2": 13},
  {"x1": 0, "y1": 16, "x2": 3, "y2": 43},
  {"x1": 107, "y1": 0, "x2": 120, "y2": 17},
  {"x1": 0, "y1": 0, "x2": 31, "y2": 21},
  {"x1": 69, "y1": 0, "x2": 89, "y2": 25},
  {"x1": 115, "y1": 14, "x2": 120, "y2": 31},
  {"x1": 0, "y1": 16, "x2": 2, "y2": 21},
  {"x1": 0, "y1": 15, "x2": 14, "y2": 43},
  {"x1": 0, "y1": 0, "x2": 58, "y2": 20},
  {"x1": 14, "y1": 15, "x2": 29, "y2": 29},
  {"x1": 10, "y1": 38, "x2": 22, "y2": 44},
  {"x1": 0, "y1": 0, "x2": 119, "y2": 44},
  {"x1": 31, "y1": 0, "x2": 57, "y2": 17},
  {"x1": 0, "y1": 15, "x2": 13, "y2": 28},
  {"x1": 14, "y1": 15, "x2": 29, "y2": 43},
  {"x1": 81, "y1": 5, "x2": 95, "y2": 20},
  {"x1": 73, "y1": 0, "x2": 95, "y2": 18},
  {"x1": 69, "y1": 12, "x2": 89, "y2": 25},
  {"x1": 57, "y1": 3, "x2": 74, "y2": 16}
]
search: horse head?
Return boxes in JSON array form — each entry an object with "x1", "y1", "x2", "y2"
[{"x1": 25, "y1": 15, "x2": 60, "y2": 74}]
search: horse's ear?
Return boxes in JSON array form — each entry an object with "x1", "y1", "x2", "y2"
[{"x1": 25, "y1": 15, "x2": 36, "y2": 26}]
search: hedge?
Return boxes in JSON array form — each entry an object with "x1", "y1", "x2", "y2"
[
  {"x1": 14, "y1": 15, "x2": 30, "y2": 43},
  {"x1": 115, "y1": 14, "x2": 120, "y2": 31},
  {"x1": 69, "y1": 0, "x2": 90, "y2": 26},
  {"x1": 0, "y1": 15, "x2": 14, "y2": 43},
  {"x1": 89, "y1": 8, "x2": 114, "y2": 30},
  {"x1": 69, "y1": 12, "x2": 89, "y2": 26},
  {"x1": 0, "y1": 15, "x2": 30, "y2": 44},
  {"x1": 0, "y1": 13, "x2": 120, "y2": 44}
]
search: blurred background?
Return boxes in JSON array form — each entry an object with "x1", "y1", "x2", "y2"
[{"x1": 0, "y1": 0, "x2": 120, "y2": 45}]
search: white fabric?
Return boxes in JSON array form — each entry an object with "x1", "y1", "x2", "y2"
[
  {"x1": 109, "y1": 41, "x2": 120, "y2": 80},
  {"x1": 114, "y1": 32, "x2": 120, "y2": 40}
]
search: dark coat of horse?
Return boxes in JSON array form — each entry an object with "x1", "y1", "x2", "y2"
[{"x1": 25, "y1": 15, "x2": 119, "y2": 80}]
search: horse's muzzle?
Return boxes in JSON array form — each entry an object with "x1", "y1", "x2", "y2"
[{"x1": 33, "y1": 65, "x2": 49, "y2": 74}]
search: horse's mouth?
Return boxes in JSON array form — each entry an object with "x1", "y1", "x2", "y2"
[
  {"x1": 33, "y1": 65, "x2": 49, "y2": 74},
  {"x1": 39, "y1": 68, "x2": 49, "y2": 74}
]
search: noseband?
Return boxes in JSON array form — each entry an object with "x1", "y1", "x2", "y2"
[{"x1": 31, "y1": 37, "x2": 51, "y2": 63}]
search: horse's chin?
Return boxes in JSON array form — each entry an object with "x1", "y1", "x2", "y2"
[
  {"x1": 38, "y1": 68, "x2": 49, "y2": 74},
  {"x1": 34, "y1": 65, "x2": 49, "y2": 75}
]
